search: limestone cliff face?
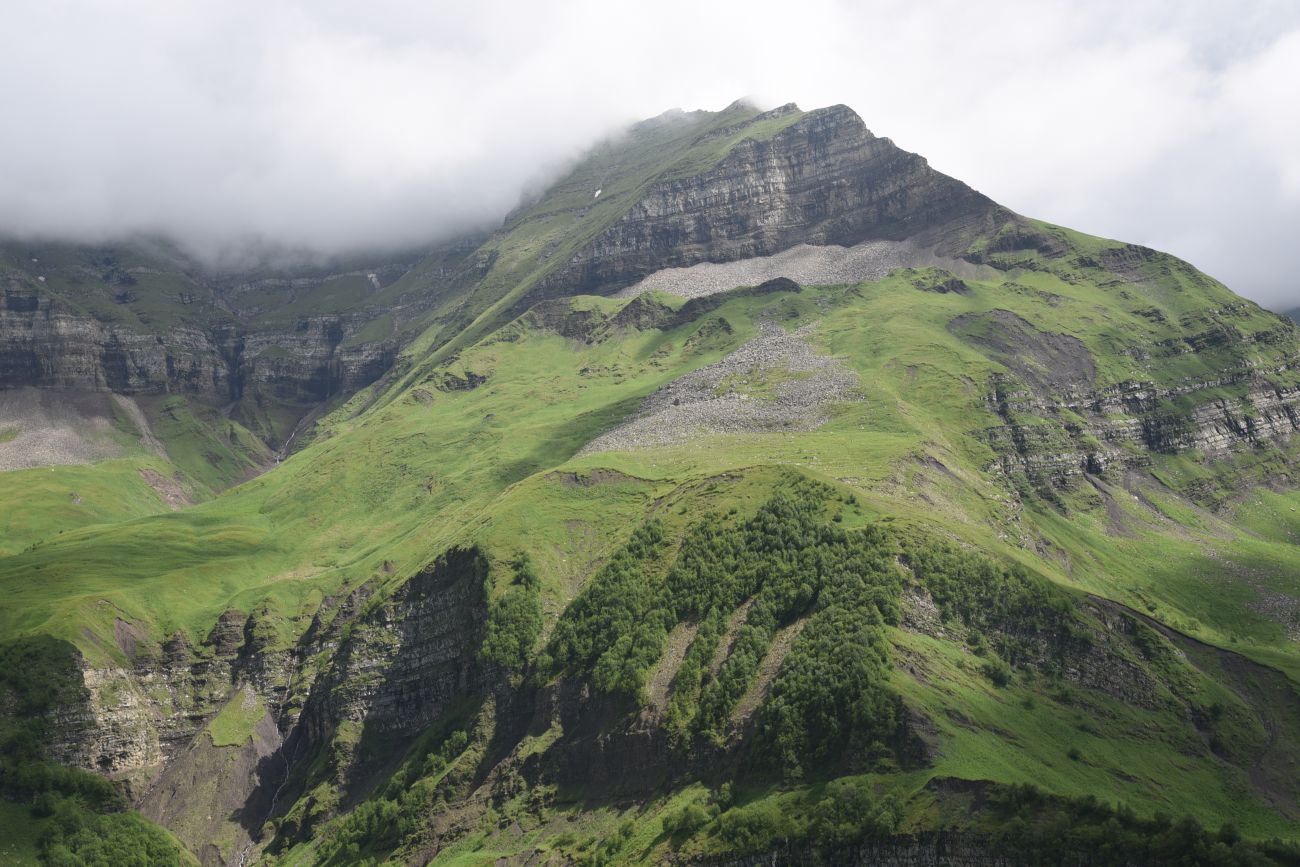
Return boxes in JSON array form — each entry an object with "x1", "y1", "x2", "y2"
[
  {"x1": 541, "y1": 104, "x2": 999, "y2": 296},
  {"x1": 0, "y1": 295, "x2": 394, "y2": 413},
  {"x1": 947, "y1": 307, "x2": 1300, "y2": 491},
  {"x1": 0, "y1": 247, "x2": 413, "y2": 444},
  {"x1": 295, "y1": 547, "x2": 487, "y2": 746},
  {"x1": 40, "y1": 610, "x2": 298, "y2": 864},
  {"x1": 39, "y1": 547, "x2": 487, "y2": 863},
  {"x1": 226, "y1": 315, "x2": 395, "y2": 405},
  {"x1": 0, "y1": 295, "x2": 232, "y2": 396},
  {"x1": 981, "y1": 366, "x2": 1300, "y2": 491},
  {"x1": 44, "y1": 613, "x2": 294, "y2": 793}
]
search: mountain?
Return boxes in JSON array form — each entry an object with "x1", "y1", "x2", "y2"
[
  {"x1": 1287, "y1": 307, "x2": 1300, "y2": 324},
  {"x1": 3, "y1": 101, "x2": 1300, "y2": 866}
]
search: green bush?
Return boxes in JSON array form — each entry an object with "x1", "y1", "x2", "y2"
[
  {"x1": 480, "y1": 552, "x2": 544, "y2": 673},
  {"x1": 663, "y1": 802, "x2": 712, "y2": 837},
  {"x1": 35, "y1": 796, "x2": 185, "y2": 866},
  {"x1": 983, "y1": 659, "x2": 1012, "y2": 687},
  {"x1": 715, "y1": 799, "x2": 795, "y2": 852}
]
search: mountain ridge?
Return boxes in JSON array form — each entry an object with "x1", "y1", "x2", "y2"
[{"x1": 2, "y1": 101, "x2": 1300, "y2": 866}]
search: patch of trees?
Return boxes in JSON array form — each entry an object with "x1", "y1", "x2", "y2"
[
  {"x1": 693, "y1": 780, "x2": 1300, "y2": 865},
  {"x1": 548, "y1": 480, "x2": 906, "y2": 776},
  {"x1": 983, "y1": 784, "x2": 1300, "y2": 866},
  {"x1": 710, "y1": 777, "x2": 902, "y2": 854},
  {"x1": 34, "y1": 798, "x2": 185, "y2": 867},
  {"x1": 313, "y1": 723, "x2": 473, "y2": 865},
  {"x1": 546, "y1": 520, "x2": 667, "y2": 692},
  {"x1": 0, "y1": 637, "x2": 188, "y2": 865},
  {"x1": 901, "y1": 534, "x2": 1082, "y2": 671},
  {"x1": 479, "y1": 552, "x2": 543, "y2": 676}
]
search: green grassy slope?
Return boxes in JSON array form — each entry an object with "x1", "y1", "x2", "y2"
[
  {"x1": 381, "y1": 102, "x2": 808, "y2": 397},
  {"x1": 4, "y1": 268, "x2": 1298, "y2": 813},
  {"x1": 0, "y1": 392, "x2": 270, "y2": 557},
  {"x1": 3, "y1": 107, "x2": 1300, "y2": 864}
]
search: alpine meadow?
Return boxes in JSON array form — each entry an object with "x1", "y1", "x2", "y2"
[{"x1": 2, "y1": 95, "x2": 1300, "y2": 867}]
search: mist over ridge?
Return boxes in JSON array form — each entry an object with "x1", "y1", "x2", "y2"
[{"x1": 2, "y1": 0, "x2": 1297, "y2": 305}]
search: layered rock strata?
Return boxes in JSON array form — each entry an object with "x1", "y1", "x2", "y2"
[{"x1": 541, "y1": 104, "x2": 1000, "y2": 296}]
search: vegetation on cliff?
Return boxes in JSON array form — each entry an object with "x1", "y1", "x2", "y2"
[{"x1": 1, "y1": 100, "x2": 1299, "y2": 865}]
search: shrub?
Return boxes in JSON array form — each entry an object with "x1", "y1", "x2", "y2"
[
  {"x1": 663, "y1": 802, "x2": 711, "y2": 837},
  {"x1": 479, "y1": 553, "x2": 543, "y2": 673},
  {"x1": 983, "y1": 659, "x2": 1012, "y2": 687}
]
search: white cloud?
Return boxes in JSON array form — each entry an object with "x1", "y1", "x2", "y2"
[{"x1": 0, "y1": 0, "x2": 1296, "y2": 307}]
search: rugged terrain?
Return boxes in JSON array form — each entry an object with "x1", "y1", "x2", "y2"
[{"x1": 2, "y1": 101, "x2": 1300, "y2": 866}]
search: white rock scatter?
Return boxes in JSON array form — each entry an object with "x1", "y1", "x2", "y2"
[
  {"x1": 616, "y1": 239, "x2": 982, "y2": 300},
  {"x1": 580, "y1": 321, "x2": 860, "y2": 454}
]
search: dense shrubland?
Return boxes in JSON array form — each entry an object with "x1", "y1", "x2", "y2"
[
  {"x1": 679, "y1": 780, "x2": 1300, "y2": 865},
  {"x1": 544, "y1": 477, "x2": 1097, "y2": 784}
]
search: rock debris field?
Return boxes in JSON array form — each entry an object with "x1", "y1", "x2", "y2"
[
  {"x1": 0, "y1": 388, "x2": 123, "y2": 471},
  {"x1": 580, "y1": 321, "x2": 860, "y2": 454},
  {"x1": 616, "y1": 239, "x2": 982, "y2": 300}
]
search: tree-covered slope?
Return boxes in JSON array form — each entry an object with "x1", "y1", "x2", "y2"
[{"x1": 2, "y1": 102, "x2": 1300, "y2": 866}]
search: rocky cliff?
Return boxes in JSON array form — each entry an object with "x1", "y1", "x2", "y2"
[
  {"x1": 950, "y1": 306, "x2": 1300, "y2": 494},
  {"x1": 538, "y1": 104, "x2": 999, "y2": 298},
  {"x1": 0, "y1": 244, "x2": 426, "y2": 447}
]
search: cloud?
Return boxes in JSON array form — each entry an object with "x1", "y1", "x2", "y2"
[{"x1": 1, "y1": 0, "x2": 1297, "y2": 307}]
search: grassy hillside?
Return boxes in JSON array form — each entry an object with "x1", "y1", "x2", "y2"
[
  {"x1": 0, "y1": 390, "x2": 271, "y2": 558},
  {"x1": 3, "y1": 105, "x2": 1300, "y2": 865},
  {"x1": 381, "y1": 102, "x2": 809, "y2": 397},
  {"x1": 5, "y1": 256, "x2": 1300, "y2": 839}
]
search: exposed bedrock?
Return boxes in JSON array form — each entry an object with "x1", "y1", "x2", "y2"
[
  {"x1": 951, "y1": 311, "x2": 1300, "y2": 487},
  {"x1": 44, "y1": 612, "x2": 295, "y2": 796},
  {"x1": 0, "y1": 302, "x2": 393, "y2": 410},
  {"x1": 540, "y1": 104, "x2": 1001, "y2": 297}
]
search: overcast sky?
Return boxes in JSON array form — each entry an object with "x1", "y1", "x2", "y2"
[{"x1": 3, "y1": 1, "x2": 1297, "y2": 308}]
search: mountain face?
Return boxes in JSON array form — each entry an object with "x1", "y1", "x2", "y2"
[
  {"x1": 0, "y1": 240, "x2": 477, "y2": 445},
  {"x1": 3, "y1": 102, "x2": 1300, "y2": 867},
  {"x1": 533, "y1": 103, "x2": 997, "y2": 296}
]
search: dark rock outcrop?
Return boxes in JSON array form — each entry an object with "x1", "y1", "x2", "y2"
[
  {"x1": 980, "y1": 369, "x2": 1300, "y2": 489},
  {"x1": 539, "y1": 104, "x2": 999, "y2": 297}
]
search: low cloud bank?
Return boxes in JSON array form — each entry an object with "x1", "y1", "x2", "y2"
[{"x1": 2, "y1": 1, "x2": 1296, "y2": 306}]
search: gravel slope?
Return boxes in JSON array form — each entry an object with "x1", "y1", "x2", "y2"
[
  {"x1": 0, "y1": 388, "x2": 123, "y2": 471},
  {"x1": 580, "y1": 321, "x2": 859, "y2": 454},
  {"x1": 615, "y1": 239, "x2": 985, "y2": 300}
]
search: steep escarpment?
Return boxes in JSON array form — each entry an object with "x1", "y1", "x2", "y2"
[
  {"x1": 538, "y1": 103, "x2": 999, "y2": 297},
  {"x1": 42, "y1": 609, "x2": 294, "y2": 793},
  {"x1": 0, "y1": 241, "x2": 442, "y2": 447},
  {"x1": 951, "y1": 305, "x2": 1300, "y2": 494}
]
